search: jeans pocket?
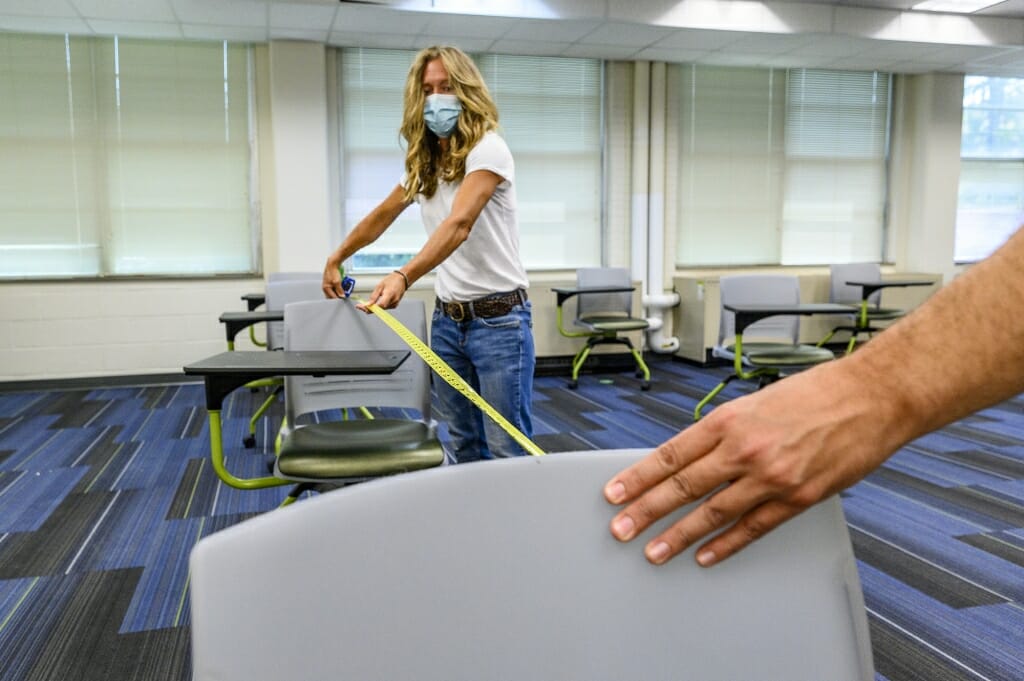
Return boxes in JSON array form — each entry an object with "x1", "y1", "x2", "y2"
[{"x1": 478, "y1": 313, "x2": 521, "y2": 330}]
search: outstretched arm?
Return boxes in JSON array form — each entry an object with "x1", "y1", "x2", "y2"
[
  {"x1": 605, "y1": 226, "x2": 1024, "y2": 567},
  {"x1": 323, "y1": 184, "x2": 411, "y2": 300},
  {"x1": 360, "y1": 169, "x2": 503, "y2": 310}
]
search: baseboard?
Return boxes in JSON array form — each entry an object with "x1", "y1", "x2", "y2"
[{"x1": 0, "y1": 372, "x2": 197, "y2": 394}]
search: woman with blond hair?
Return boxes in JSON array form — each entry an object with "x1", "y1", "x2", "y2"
[{"x1": 323, "y1": 45, "x2": 534, "y2": 462}]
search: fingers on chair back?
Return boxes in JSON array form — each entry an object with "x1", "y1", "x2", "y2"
[
  {"x1": 576, "y1": 267, "x2": 635, "y2": 322},
  {"x1": 265, "y1": 274, "x2": 323, "y2": 351}
]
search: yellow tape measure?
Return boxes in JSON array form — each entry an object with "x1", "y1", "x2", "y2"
[{"x1": 366, "y1": 301, "x2": 545, "y2": 457}]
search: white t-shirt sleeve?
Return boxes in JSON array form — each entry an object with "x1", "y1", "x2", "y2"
[{"x1": 465, "y1": 132, "x2": 514, "y2": 185}]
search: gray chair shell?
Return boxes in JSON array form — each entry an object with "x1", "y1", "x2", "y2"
[{"x1": 189, "y1": 449, "x2": 874, "y2": 681}]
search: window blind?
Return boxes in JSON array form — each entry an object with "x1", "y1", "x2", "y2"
[
  {"x1": 674, "y1": 65, "x2": 890, "y2": 267},
  {"x1": 337, "y1": 48, "x2": 602, "y2": 271},
  {"x1": 676, "y1": 65, "x2": 786, "y2": 266},
  {"x1": 783, "y1": 69, "x2": 889, "y2": 265},
  {"x1": 0, "y1": 33, "x2": 255, "y2": 279},
  {"x1": 956, "y1": 76, "x2": 1024, "y2": 262}
]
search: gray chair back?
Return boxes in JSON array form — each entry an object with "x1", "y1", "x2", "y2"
[
  {"x1": 189, "y1": 449, "x2": 874, "y2": 681},
  {"x1": 829, "y1": 262, "x2": 883, "y2": 306},
  {"x1": 265, "y1": 277, "x2": 324, "y2": 350},
  {"x1": 718, "y1": 274, "x2": 800, "y2": 346},
  {"x1": 282, "y1": 298, "x2": 431, "y2": 422},
  {"x1": 576, "y1": 267, "x2": 634, "y2": 320}
]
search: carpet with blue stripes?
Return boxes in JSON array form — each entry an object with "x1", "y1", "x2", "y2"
[{"x1": 1, "y1": 357, "x2": 1023, "y2": 680}]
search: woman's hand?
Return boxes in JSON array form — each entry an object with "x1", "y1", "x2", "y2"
[{"x1": 358, "y1": 271, "x2": 407, "y2": 311}]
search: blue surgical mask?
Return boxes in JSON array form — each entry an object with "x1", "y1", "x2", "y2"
[{"x1": 423, "y1": 93, "x2": 462, "y2": 138}]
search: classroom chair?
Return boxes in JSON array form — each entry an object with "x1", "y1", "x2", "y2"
[
  {"x1": 555, "y1": 267, "x2": 651, "y2": 390},
  {"x1": 189, "y1": 449, "x2": 874, "y2": 681},
  {"x1": 694, "y1": 274, "x2": 834, "y2": 420},
  {"x1": 817, "y1": 262, "x2": 905, "y2": 355}
]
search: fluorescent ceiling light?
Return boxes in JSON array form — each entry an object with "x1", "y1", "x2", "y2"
[{"x1": 911, "y1": 0, "x2": 1005, "y2": 12}]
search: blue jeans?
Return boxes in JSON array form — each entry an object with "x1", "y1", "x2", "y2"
[{"x1": 430, "y1": 301, "x2": 535, "y2": 462}]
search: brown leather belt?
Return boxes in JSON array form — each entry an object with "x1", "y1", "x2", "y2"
[{"x1": 436, "y1": 289, "x2": 528, "y2": 322}]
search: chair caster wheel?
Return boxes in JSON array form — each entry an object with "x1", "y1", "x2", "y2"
[
  {"x1": 243, "y1": 435, "x2": 256, "y2": 449},
  {"x1": 640, "y1": 381, "x2": 651, "y2": 391},
  {"x1": 568, "y1": 380, "x2": 578, "y2": 390}
]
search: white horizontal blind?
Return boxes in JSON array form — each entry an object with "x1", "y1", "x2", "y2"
[
  {"x1": 339, "y1": 49, "x2": 424, "y2": 271},
  {"x1": 956, "y1": 76, "x2": 1024, "y2": 262},
  {"x1": 783, "y1": 69, "x2": 889, "y2": 264},
  {"x1": 0, "y1": 33, "x2": 255, "y2": 279},
  {"x1": 674, "y1": 65, "x2": 890, "y2": 267},
  {"x1": 0, "y1": 34, "x2": 102, "y2": 276},
  {"x1": 337, "y1": 48, "x2": 602, "y2": 271},
  {"x1": 676, "y1": 65, "x2": 786, "y2": 266},
  {"x1": 476, "y1": 54, "x2": 602, "y2": 269}
]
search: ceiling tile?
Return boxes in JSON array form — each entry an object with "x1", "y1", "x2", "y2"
[
  {"x1": 72, "y1": 0, "x2": 177, "y2": 22},
  {"x1": 172, "y1": 0, "x2": 267, "y2": 28},
  {"x1": 182, "y1": 23, "x2": 268, "y2": 41},
  {"x1": 421, "y1": 13, "x2": 518, "y2": 39},
  {"x1": 0, "y1": 15, "x2": 92, "y2": 34},
  {"x1": 501, "y1": 18, "x2": 601, "y2": 42},
  {"x1": 269, "y1": 2, "x2": 336, "y2": 29},
  {"x1": 410, "y1": 35, "x2": 496, "y2": 52},
  {"x1": 332, "y1": 6, "x2": 431, "y2": 35},
  {"x1": 561, "y1": 43, "x2": 639, "y2": 59},
  {"x1": 269, "y1": 26, "x2": 329, "y2": 41},
  {"x1": 0, "y1": 0, "x2": 80, "y2": 18},
  {"x1": 86, "y1": 19, "x2": 183, "y2": 38},
  {"x1": 649, "y1": 28, "x2": 741, "y2": 51},
  {"x1": 577, "y1": 21, "x2": 676, "y2": 47},
  {"x1": 631, "y1": 47, "x2": 711, "y2": 63},
  {"x1": 489, "y1": 39, "x2": 572, "y2": 57},
  {"x1": 328, "y1": 31, "x2": 418, "y2": 49},
  {"x1": 721, "y1": 31, "x2": 816, "y2": 55},
  {"x1": 786, "y1": 35, "x2": 878, "y2": 58}
]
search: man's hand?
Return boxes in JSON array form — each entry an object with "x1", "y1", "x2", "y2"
[{"x1": 603, "y1": 363, "x2": 896, "y2": 567}]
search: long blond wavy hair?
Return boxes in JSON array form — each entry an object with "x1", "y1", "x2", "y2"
[{"x1": 400, "y1": 46, "x2": 499, "y2": 201}]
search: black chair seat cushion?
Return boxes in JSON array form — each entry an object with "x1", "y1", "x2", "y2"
[
  {"x1": 578, "y1": 314, "x2": 650, "y2": 332},
  {"x1": 745, "y1": 344, "x2": 834, "y2": 367},
  {"x1": 277, "y1": 419, "x2": 444, "y2": 479}
]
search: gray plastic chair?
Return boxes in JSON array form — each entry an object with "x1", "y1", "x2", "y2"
[
  {"x1": 274, "y1": 298, "x2": 444, "y2": 497},
  {"x1": 189, "y1": 449, "x2": 874, "y2": 681},
  {"x1": 241, "y1": 275, "x2": 325, "y2": 448},
  {"x1": 695, "y1": 274, "x2": 834, "y2": 419},
  {"x1": 818, "y1": 262, "x2": 904, "y2": 354},
  {"x1": 555, "y1": 267, "x2": 651, "y2": 390}
]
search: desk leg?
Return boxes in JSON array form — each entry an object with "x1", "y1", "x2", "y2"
[{"x1": 206, "y1": 410, "x2": 287, "y2": 490}]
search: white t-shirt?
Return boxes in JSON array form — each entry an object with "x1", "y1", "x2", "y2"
[{"x1": 409, "y1": 131, "x2": 529, "y2": 302}]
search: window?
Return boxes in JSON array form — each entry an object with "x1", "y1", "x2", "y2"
[
  {"x1": 675, "y1": 65, "x2": 891, "y2": 267},
  {"x1": 336, "y1": 48, "x2": 602, "y2": 271},
  {"x1": 0, "y1": 33, "x2": 255, "y2": 279},
  {"x1": 957, "y1": 75, "x2": 1024, "y2": 262}
]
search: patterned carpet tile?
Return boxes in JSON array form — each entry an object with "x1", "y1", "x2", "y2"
[{"x1": 1, "y1": 359, "x2": 1023, "y2": 681}]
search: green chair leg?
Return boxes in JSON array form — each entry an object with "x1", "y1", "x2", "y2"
[
  {"x1": 629, "y1": 346, "x2": 651, "y2": 390},
  {"x1": 245, "y1": 385, "x2": 283, "y2": 449},
  {"x1": 569, "y1": 344, "x2": 593, "y2": 389},
  {"x1": 694, "y1": 380, "x2": 729, "y2": 421}
]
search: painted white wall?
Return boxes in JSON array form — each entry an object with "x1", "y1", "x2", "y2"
[{"x1": 267, "y1": 41, "x2": 333, "y2": 273}]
